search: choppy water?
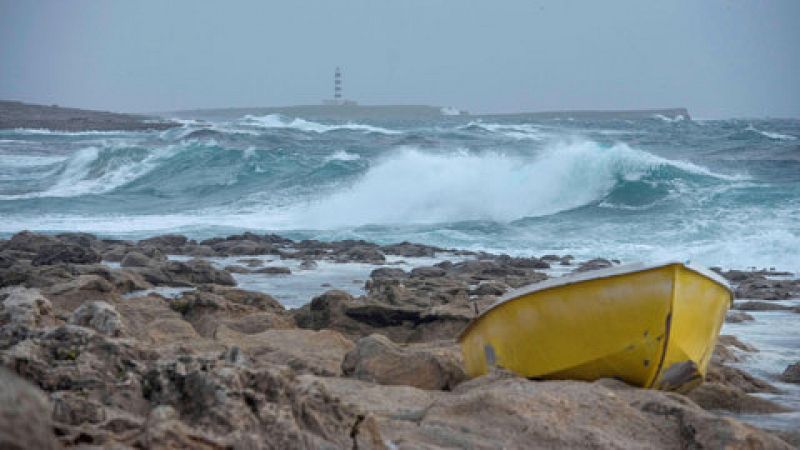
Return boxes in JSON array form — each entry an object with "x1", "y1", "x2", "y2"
[{"x1": 1, "y1": 113, "x2": 799, "y2": 272}]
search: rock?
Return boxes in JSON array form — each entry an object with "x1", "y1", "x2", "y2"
[
  {"x1": 138, "y1": 234, "x2": 188, "y2": 252},
  {"x1": 223, "y1": 265, "x2": 251, "y2": 274},
  {"x1": 575, "y1": 258, "x2": 613, "y2": 272},
  {"x1": 210, "y1": 239, "x2": 272, "y2": 256},
  {"x1": 3, "y1": 230, "x2": 60, "y2": 253},
  {"x1": 706, "y1": 362, "x2": 780, "y2": 393},
  {"x1": 370, "y1": 267, "x2": 408, "y2": 279},
  {"x1": 686, "y1": 382, "x2": 789, "y2": 413},
  {"x1": 0, "y1": 286, "x2": 55, "y2": 329},
  {"x1": 170, "y1": 289, "x2": 292, "y2": 337},
  {"x1": 735, "y1": 276, "x2": 799, "y2": 300},
  {"x1": 725, "y1": 310, "x2": 755, "y2": 323},
  {"x1": 469, "y1": 280, "x2": 508, "y2": 296},
  {"x1": 215, "y1": 326, "x2": 354, "y2": 376},
  {"x1": 253, "y1": 266, "x2": 291, "y2": 275},
  {"x1": 32, "y1": 242, "x2": 101, "y2": 266},
  {"x1": 381, "y1": 241, "x2": 441, "y2": 257},
  {"x1": 337, "y1": 245, "x2": 386, "y2": 264},
  {"x1": 109, "y1": 268, "x2": 152, "y2": 293},
  {"x1": 299, "y1": 259, "x2": 317, "y2": 270},
  {"x1": 335, "y1": 370, "x2": 792, "y2": 450},
  {"x1": 68, "y1": 301, "x2": 125, "y2": 337},
  {"x1": 342, "y1": 334, "x2": 466, "y2": 390},
  {"x1": 141, "y1": 361, "x2": 378, "y2": 448},
  {"x1": 735, "y1": 300, "x2": 792, "y2": 311},
  {"x1": 236, "y1": 257, "x2": 264, "y2": 267},
  {"x1": 717, "y1": 334, "x2": 758, "y2": 353},
  {"x1": 120, "y1": 251, "x2": 155, "y2": 267},
  {"x1": 0, "y1": 367, "x2": 59, "y2": 450},
  {"x1": 158, "y1": 259, "x2": 236, "y2": 286},
  {"x1": 51, "y1": 390, "x2": 106, "y2": 425},
  {"x1": 45, "y1": 274, "x2": 114, "y2": 296},
  {"x1": 781, "y1": 362, "x2": 800, "y2": 383},
  {"x1": 410, "y1": 266, "x2": 447, "y2": 278}
]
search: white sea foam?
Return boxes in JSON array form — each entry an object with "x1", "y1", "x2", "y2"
[
  {"x1": 324, "y1": 150, "x2": 361, "y2": 162},
  {"x1": 290, "y1": 140, "x2": 742, "y2": 227},
  {"x1": 653, "y1": 114, "x2": 685, "y2": 123},
  {"x1": 746, "y1": 124, "x2": 797, "y2": 141},
  {"x1": 242, "y1": 114, "x2": 400, "y2": 135},
  {"x1": 461, "y1": 121, "x2": 548, "y2": 140}
]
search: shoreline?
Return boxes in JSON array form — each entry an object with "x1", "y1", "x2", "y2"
[{"x1": 1, "y1": 230, "x2": 798, "y2": 448}]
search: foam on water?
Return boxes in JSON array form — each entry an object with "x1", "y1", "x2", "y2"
[
  {"x1": 242, "y1": 114, "x2": 401, "y2": 134},
  {"x1": 745, "y1": 124, "x2": 797, "y2": 141}
]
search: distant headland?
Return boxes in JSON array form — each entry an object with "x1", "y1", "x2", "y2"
[{"x1": 1, "y1": 99, "x2": 690, "y2": 131}]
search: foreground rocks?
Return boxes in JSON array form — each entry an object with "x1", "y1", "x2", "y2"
[{"x1": 0, "y1": 231, "x2": 796, "y2": 448}]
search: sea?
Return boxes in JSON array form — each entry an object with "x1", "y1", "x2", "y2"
[
  {"x1": 1, "y1": 112, "x2": 798, "y2": 273},
  {"x1": 1, "y1": 112, "x2": 799, "y2": 429}
]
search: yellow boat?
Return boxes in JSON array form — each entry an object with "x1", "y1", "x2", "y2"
[{"x1": 458, "y1": 261, "x2": 733, "y2": 391}]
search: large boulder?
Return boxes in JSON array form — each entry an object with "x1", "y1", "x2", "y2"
[
  {"x1": 342, "y1": 334, "x2": 466, "y2": 390},
  {"x1": 0, "y1": 367, "x2": 60, "y2": 450},
  {"x1": 120, "y1": 251, "x2": 155, "y2": 268},
  {"x1": 781, "y1": 362, "x2": 800, "y2": 384}
]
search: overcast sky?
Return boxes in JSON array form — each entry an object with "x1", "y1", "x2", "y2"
[{"x1": 1, "y1": 0, "x2": 798, "y2": 118}]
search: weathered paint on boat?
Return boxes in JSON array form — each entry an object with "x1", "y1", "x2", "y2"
[{"x1": 458, "y1": 262, "x2": 732, "y2": 391}]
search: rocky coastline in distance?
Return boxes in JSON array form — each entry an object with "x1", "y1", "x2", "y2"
[
  {"x1": 0, "y1": 100, "x2": 178, "y2": 132},
  {"x1": 1, "y1": 230, "x2": 798, "y2": 448},
  {"x1": 0, "y1": 99, "x2": 690, "y2": 131}
]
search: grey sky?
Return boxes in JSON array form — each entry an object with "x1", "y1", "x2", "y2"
[{"x1": 1, "y1": 0, "x2": 798, "y2": 118}]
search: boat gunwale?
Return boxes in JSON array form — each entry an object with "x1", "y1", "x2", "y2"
[{"x1": 457, "y1": 261, "x2": 733, "y2": 342}]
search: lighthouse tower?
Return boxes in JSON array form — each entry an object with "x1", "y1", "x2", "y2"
[
  {"x1": 334, "y1": 67, "x2": 342, "y2": 102},
  {"x1": 323, "y1": 67, "x2": 357, "y2": 106}
]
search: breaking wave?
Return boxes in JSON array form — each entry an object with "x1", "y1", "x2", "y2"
[
  {"x1": 294, "y1": 141, "x2": 741, "y2": 226},
  {"x1": 241, "y1": 114, "x2": 400, "y2": 134}
]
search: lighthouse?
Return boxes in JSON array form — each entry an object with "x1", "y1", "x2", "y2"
[{"x1": 323, "y1": 67, "x2": 357, "y2": 106}]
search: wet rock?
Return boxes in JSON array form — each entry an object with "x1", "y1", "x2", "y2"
[
  {"x1": 706, "y1": 363, "x2": 780, "y2": 394},
  {"x1": 138, "y1": 234, "x2": 188, "y2": 252},
  {"x1": 68, "y1": 301, "x2": 125, "y2": 337},
  {"x1": 120, "y1": 251, "x2": 155, "y2": 268},
  {"x1": 381, "y1": 241, "x2": 441, "y2": 257},
  {"x1": 45, "y1": 274, "x2": 114, "y2": 296},
  {"x1": 109, "y1": 268, "x2": 152, "y2": 293},
  {"x1": 495, "y1": 255, "x2": 550, "y2": 269},
  {"x1": 337, "y1": 245, "x2": 386, "y2": 264},
  {"x1": 342, "y1": 334, "x2": 466, "y2": 390},
  {"x1": 160, "y1": 259, "x2": 236, "y2": 286},
  {"x1": 299, "y1": 259, "x2": 317, "y2": 270},
  {"x1": 735, "y1": 300, "x2": 792, "y2": 311},
  {"x1": 224, "y1": 265, "x2": 251, "y2": 274},
  {"x1": 781, "y1": 362, "x2": 800, "y2": 384},
  {"x1": 370, "y1": 267, "x2": 408, "y2": 279},
  {"x1": 237, "y1": 257, "x2": 264, "y2": 267},
  {"x1": 410, "y1": 266, "x2": 447, "y2": 278},
  {"x1": 686, "y1": 382, "x2": 789, "y2": 413},
  {"x1": 253, "y1": 266, "x2": 291, "y2": 275},
  {"x1": 575, "y1": 258, "x2": 613, "y2": 272},
  {"x1": 725, "y1": 310, "x2": 755, "y2": 323},
  {"x1": 735, "y1": 276, "x2": 799, "y2": 300},
  {"x1": 0, "y1": 367, "x2": 60, "y2": 450}
]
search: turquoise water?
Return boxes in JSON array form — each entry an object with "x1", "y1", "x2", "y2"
[{"x1": 1, "y1": 114, "x2": 799, "y2": 272}]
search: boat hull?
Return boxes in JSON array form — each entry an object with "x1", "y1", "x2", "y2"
[{"x1": 458, "y1": 263, "x2": 732, "y2": 391}]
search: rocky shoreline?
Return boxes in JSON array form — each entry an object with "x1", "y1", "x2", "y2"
[
  {"x1": 1, "y1": 230, "x2": 798, "y2": 448},
  {"x1": 0, "y1": 100, "x2": 178, "y2": 132}
]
